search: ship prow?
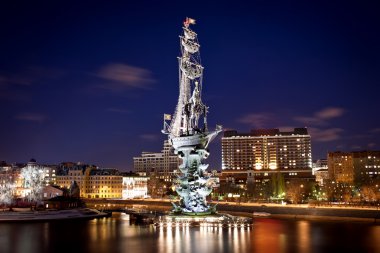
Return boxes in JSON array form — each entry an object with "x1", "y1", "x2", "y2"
[{"x1": 170, "y1": 126, "x2": 222, "y2": 150}]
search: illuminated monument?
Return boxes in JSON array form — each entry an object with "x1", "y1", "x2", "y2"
[{"x1": 162, "y1": 17, "x2": 222, "y2": 215}]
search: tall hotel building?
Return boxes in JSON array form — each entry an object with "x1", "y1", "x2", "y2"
[{"x1": 221, "y1": 128, "x2": 313, "y2": 185}]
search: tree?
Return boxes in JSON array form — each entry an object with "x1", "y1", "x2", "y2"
[
  {"x1": 321, "y1": 180, "x2": 337, "y2": 202},
  {"x1": 286, "y1": 180, "x2": 305, "y2": 204},
  {"x1": 361, "y1": 186, "x2": 376, "y2": 202},
  {"x1": 0, "y1": 175, "x2": 15, "y2": 206},
  {"x1": 147, "y1": 173, "x2": 165, "y2": 198},
  {"x1": 246, "y1": 181, "x2": 255, "y2": 200},
  {"x1": 271, "y1": 172, "x2": 285, "y2": 199},
  {"x1": 21, "y1": 165, "x2": 45, "y2": 202},
  {"x1": 252, "y1": 182, "x2": 272, "y2": 201}
]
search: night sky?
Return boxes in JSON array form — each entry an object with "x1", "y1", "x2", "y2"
[{"x1": 1, "y1": 1, "x2": 379, "y2": 171}]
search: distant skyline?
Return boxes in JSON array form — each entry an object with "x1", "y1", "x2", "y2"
[{"x1": 1, "y1": 1, "x2": 379, "y2": 170}]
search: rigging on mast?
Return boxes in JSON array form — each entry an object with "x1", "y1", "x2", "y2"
[{"x1": 162, "y1": 17, "x2": 208, "y2": 138}]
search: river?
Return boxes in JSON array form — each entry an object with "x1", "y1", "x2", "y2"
[{"x1": 0, "y1": 213, "x2": 379, "y2": 253}]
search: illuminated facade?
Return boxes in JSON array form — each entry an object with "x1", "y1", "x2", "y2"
[
  {"x1": 133, "y1": 140, "x2": 180, "y2": 182},
  {"x1": 56, "y1": 167, "x2": 123, "y2": 199},
  {"x1": 327, "y1": 152, "x2": 354, "y2": 183},
  {"x1": 315, "y1": 169, "x2": 329, "y2": 185},
  {"x1": 328, "y1": 151, "x2": 380, "y2": 184},
  {"x1": 222, "y1": 128, "x2": 312, "y2": 170},
  {"x1": 221, "y1": 128, "x2": 313, "y2": 185},
  {"x1": 122, "y1": 175, "x2": 148, "y2": 199}
]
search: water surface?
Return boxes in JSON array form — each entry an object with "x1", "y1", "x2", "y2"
[{"x1": 0, "y1": 213, "x2": 379, "y2": 253}]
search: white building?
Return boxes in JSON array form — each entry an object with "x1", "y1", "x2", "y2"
[{"x1": 122, "y1": 175, "x2": 148, "y2": 199}]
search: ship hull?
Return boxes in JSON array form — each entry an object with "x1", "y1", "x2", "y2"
[{"x1": 170, "y1": 129, "x2": 221, "y2": 150}]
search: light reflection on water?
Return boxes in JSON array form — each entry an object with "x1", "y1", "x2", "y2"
[
  {"x1": 297, "y1": 221, "x2": 310, "y2": 253},
  {"x1": 156, "y1": 224, "x2": 251, "y2": 253},
  {"x1": 0, "y1": 212, "x2": 379, "y2": 253}
]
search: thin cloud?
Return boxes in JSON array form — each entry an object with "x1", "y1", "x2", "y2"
[
  {"x1": 0, "y1": 75, "x2": 33, "y2": 86},
  {"x1": 237, "y1": 113, "x2": 275, "y2": 128},
  {"x1": 96, "y1": 63, "x2": 155, "y2": 91},
  {"x1": 237, "y1": 108, "x2": 346, "y2": 142},
  {"x1": 15, "y1": 113, "x2": 46, "y2": 123},
  {"x1": 293, "y1": 116, "x2": 325, "y2": 126},
  {"x1": 294, "y1": 107, "x2": 345, "y2": 126},
  {"x1": 315, "y1": 107, "x2": 345, "y2": 119},
  {"x1": 350, "y1": 134, "x2": 372, "y2": 139},
  {"x1": 308, "y1": 127, "x2": 344, "y2": 142},
  {"x1": 0, "y1": 66, "x2": 65, "y2": 87},
  {"x1": 368, "y1": 143, "x2": 376, "y2": 148},
  {"x1": 370, "y1": 128, "x2": 380, "y2": 133},
  {"x1": 139, "y1": 134, "x2": 159, "y2": 141}
]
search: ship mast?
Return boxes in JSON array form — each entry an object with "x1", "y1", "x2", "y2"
[{"x1": 164, "y1": 17, "x2": 206, "y2": 139}]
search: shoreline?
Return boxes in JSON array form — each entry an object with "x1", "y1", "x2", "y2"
[
  {"x1": 84, "y1": 199, "x2": 380, "y2": 223},
  {"x1": 0, "y1": 208, "x2": 110, "y2": 223},
  {"x1": 219, "y1": 210, "x2": 380, "y2": 223}
]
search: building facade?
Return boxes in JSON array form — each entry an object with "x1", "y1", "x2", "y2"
[
  {"x1": 56, "y1": 167, "x2": 123, "y2": 199},
  {"x1": 122, "y1": 174, "x2": 148, "y2": 199},
  {"x1": 221, "y1": 128, "x2": 313, "y2": 186},
  {"x1": 327, "y1": 152, "x2": 354, "y2": 183},
  {"x1": 133, "y1": 140, "x2": 181, "y2": 182},
  {"x1": 328, "y1": 151, "x2": 380, "y2": 184},
  {"x1": 41, "y1": 185, "x2": 63, "y2": 200},
  {"x1": 315, "y1": 169, "x2": 329, "y2": 185}
]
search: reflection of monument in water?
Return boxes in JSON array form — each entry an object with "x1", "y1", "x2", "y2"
[{"x1": 162, "y1": 17, "x2": 222, "y2": 215}]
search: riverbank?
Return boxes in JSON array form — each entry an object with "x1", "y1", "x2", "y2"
[
  {"x1": 84, "y1": 199, "x2": 380, "y2": 222},
  {"x1": 219, "y1": 210, "x2": 380, "y2": 223},
  {"x1": 0, "y1": 208, "x2": 109, "y2": 222}
]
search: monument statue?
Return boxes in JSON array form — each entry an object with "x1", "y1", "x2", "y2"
[{"x1": 162, "y1": 17, "x2": 222, "y2": 215}]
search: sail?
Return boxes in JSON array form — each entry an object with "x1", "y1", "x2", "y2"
[
  {"x1": 180, "y1": 59, "x2": 203, "y2": 80},
  {"x1": 170, "y1": 74, "x2": 191, "y2": 137},
  {"x1": 181, "y1": 37, "x2": 200, "y2": 54},
  {"x1": 183, "y1": 27, "x2": 196, "y2": 40},
  {"x1": 168, "y1": 20, "x2": 203, "y2": 138}
]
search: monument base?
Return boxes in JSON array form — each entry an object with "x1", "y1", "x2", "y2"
[{"x1": 154, "y1": 213, "x2": 253, "y2": 228}]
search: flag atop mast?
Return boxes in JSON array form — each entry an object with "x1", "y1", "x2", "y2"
[{"x1": 183, "y1": 17, "x2": 196, "y2": 28}]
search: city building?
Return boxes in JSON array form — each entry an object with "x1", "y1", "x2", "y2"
[
  {"x1": 41, "y1": 185, "x2": 63, "y2": 200},
  {"x1": 21, "y1": 159, "x2": 57, "y2": 186},
  {"x1": 327, "y1": 152, "x2": 354, "y2": 183},
  {"x1": 315, "y1": 169, "x2": 329, "y2": 185},
  {"x1": 0, "y1": 161, "x2": 12, "y2": 172},
  {"x1": 328, "y1": 150, "x2": 380, "y2": 184},
  {"x1": 312, "y1": 159, "x2": 328, "y2": 174},
  {"x1": 121, "y1": 173, "x2": 149, "y2": 199},
  {"x1": 221, "y1": 128, "x2": 313, "y2": 186},
  {"x1": 313, "y1": 159, "x2": 329, "y2": 185},
  {"x1": 56, "y1": 166, "x2": 123, "y2": 199},
  {"x1": 133, "y1": 140, "x2": 181, "y2": 182},
  {"x1": 4, "y1": 159, "x2": 57, "y2": 199}
]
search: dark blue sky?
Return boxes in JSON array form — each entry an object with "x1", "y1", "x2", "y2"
[{"x1": 1, "y1": 1, "x2": 379, "y2": 171}]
